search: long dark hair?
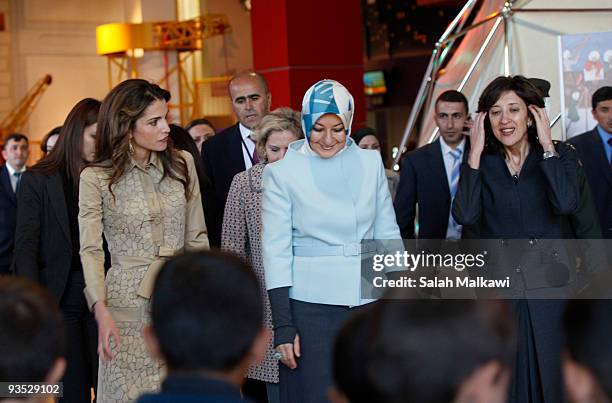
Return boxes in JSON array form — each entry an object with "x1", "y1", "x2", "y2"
[
  {"x1": 30, "y1": 98, "x2": 100, "y2": 190},
  {"x1": 94, "y1": 79, "x2": 189, "y2": 198},
  {"x1": 477, "y1": 75, "x2": 545, "y2": 155}
]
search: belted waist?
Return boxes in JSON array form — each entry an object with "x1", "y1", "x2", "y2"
[
  {"x1": 292, "y1": 241, "x2": 378, "y2": 257},
  {"x1": 107, "y1": 305, "x2": 149, "y2": 323},
  {"x1": 112, "y1": 246, "x2": 180, "y2": 299}
]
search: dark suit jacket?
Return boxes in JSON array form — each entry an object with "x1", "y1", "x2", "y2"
[
  {"x1": 452, "y1": 142, "x2": 580, "y2": 403},
  {"x1": 394, "y1": 139, "x2": 467, "y2": 239},
  {"x1": 12, "y1": 171, "x2": 76, "y2": 301},
  {"x1": 201, "y1": 123, "x2": 247, "y2": 248},
  {"x1": 568, "y1": 128, "x2": 612, "y2": 239},
  {"x1": 0, "y1": 165, "x2": 17, "y2": 273},
  {"x1": 12, "y1": 171, "x2": 110, "y2": 302}
]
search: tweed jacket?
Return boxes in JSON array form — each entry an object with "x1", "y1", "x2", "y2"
[{"x1": 221, "y1": 162, "x2": 278, "y2": 383}]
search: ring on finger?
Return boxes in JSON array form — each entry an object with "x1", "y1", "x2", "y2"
[{"x1": 274, "y1": 351, "x2": 284, "y2": 360}]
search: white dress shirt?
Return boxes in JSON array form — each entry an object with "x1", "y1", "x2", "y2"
[
  {"x1": 5, "y1": 163, "x2": 26, "y2": 193},
  {"x1": 239, "y1": 123, "x2": 256, "y2": 170}
]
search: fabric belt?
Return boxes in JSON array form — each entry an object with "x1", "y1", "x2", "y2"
[
  {"x1": 292, "y1": 241, "x2": 378, "y2": 257},
  {"x1": 111, "y1": 246, "x2": 180, "y2": 299},
  {"x1": 107, "y1": 305, "x2": 149, "y2": 323}
]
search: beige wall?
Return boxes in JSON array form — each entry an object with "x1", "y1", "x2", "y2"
[
  {"x1": 0, "y1": 0, "x2": 13, "y2": 121},
  {"x1": 200, "y1": 0, "x2": 252, "y2": 77},
  {"x1": 9, "y1": 0, "x2": 122, "y2": 145},
  {"x1": 3, "y1": 0, "x2": 255, "y2": 150}
]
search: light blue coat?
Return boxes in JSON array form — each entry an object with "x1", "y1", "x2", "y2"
[{"x1": 262, "y1": 138, "x2": 401, "y2": 307}]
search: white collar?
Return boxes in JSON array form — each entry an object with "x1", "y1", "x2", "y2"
[
  {"x1": 5, "y1": 163, "x2": 26, "y2": 176},
  {"x1": 439, "y1": 136, "x2": 466, "y2": 156},
  {"x1": 239, "y1": 123, "x2": 252, "y2": 140}
]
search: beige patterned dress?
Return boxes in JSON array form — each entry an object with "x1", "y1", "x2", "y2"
[
  {"x1": 221, "y1": 162, "x2": 278, "y2": 384},
  {"x1": 79, "y1": 151, "x2": 209, "y2": 403}
]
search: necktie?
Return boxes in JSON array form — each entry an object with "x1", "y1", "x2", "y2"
[
  {"x1": 249, "y1": 137, "x2": 259, "y2": 165},
  {"x1": 608, "y1": 138, "x2": 612, "y2": 173},
  {"x1": 13, "y1": 172, "x2": 22, "y2": 193},
  {"x1": 447, "y1": 149, "x2": 462, "y2": 239},
  {"x1": 449, "y1": 149, "x2": 462, "y2": 198}
]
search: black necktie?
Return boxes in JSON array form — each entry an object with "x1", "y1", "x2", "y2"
[{"x1": 14, "y1": 172, "x2": 22, "y2": 193}]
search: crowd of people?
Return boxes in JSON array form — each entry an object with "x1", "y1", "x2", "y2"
[{"x1": 0, "y1": 69, "x2": 610, "y2": 403}]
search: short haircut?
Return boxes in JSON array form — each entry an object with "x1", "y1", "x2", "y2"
[
  {"x1": 0, "y1": 277, "x2": 65, "y2": 382},
  {"x1": 252, "y1": 107, "x2": 303, "y2": 161},
  {"x1": 435, "y1": 90, "x2": 469, "y2": 114},
  {"x1": 229, "y1": 70, "x2": 269, "y2": 96},
  {"x1": 185, "y1": 118, "x2": 216, "y2": 133},
  {"x1": 368, "y1": 299, "x2": 515, "y2": 403},
  {"x1": 478, "y1": 75, "x2": 544, "y2": 155},
  {"x1": 4, "y1": 133, "x2": 29, "y2": 146},
  {"x1": 151, "y1": 250, "x2": 263, "y2": 372},
  {"x1": 528, "y1": 77, "x2": 551, "y2": 98},
  {"x1": 592, "y1": 86, "x2": 612, "y2": 110},
  {"x1": 564, "y1": 300, "x2": 612, "y2": 399},
  {"x1": 333, "y1": 304, "x2": 385, "y2": 403}
]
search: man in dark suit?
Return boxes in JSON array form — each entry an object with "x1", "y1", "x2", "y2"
[
  {"x1": 201, "y1": 71, "x2": 271, "y2": 248},
  {"x1": 568, "y1": 86, "x2": 612, "y2": 239},
  {"x1": 0, "y1": 133, "x2": 29, "y2": 274},
  {"x1": 394, "y1": 90, "x2": 470, "y2": 239},
  {"x1": 137, "y1": 251, "x2": 267, "y2": 403}
]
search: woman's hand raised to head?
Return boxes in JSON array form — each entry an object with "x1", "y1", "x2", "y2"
[
  {"x1": 528, "y1": 105, "x2": 554, "y2": 153},
  {"x1": 466, "y1": 112, "x2": 487, "y2": 170}
]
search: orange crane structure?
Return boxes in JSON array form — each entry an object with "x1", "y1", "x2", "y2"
[
  {"x1": 96, "y1": 15, "x2": 231, "y2": 126},
  {"x1": 0, "y1": 74, "x2": 53, "y2": 143}
]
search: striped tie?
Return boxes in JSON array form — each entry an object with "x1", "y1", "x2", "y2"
[
  {"x1": 449, "y1": 149, "x2": 462, "y2": 198},
  {"x1": 447, "y1": 149, "x2": 462, "y2": 239}
]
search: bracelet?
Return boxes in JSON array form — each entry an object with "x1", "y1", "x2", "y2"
[{"x1": 542, "y1": 150, "x2": 558, "y2": 159}]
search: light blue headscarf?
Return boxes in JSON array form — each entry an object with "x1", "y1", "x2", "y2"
[{"x1": 301, "y1": 80, "x2": 354, "y2": 140}]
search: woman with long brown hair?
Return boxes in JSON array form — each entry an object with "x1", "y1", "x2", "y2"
[
  {"x1": 78, "y1": 79, "x2": 209, "y2": 402},
  {"x1": 14, "y1": 98, "x2": 101, "y2": 403}
]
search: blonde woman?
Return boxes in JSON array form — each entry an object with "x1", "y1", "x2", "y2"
[{"x1": 222, "y1": 108, "x2": 303, "y2": 403}]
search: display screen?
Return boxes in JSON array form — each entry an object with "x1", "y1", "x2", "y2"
[{"x1": 364, "y1": 70, "x2": 387, "y2": 95}]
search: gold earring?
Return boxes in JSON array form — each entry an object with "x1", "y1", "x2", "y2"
[{"x1": 128, "y1": 139, "x2": 135, "y2": 155}]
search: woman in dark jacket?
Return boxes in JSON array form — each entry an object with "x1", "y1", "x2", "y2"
[
  {"x1": 13, "y1": 98, "x2": 101, "y2": 403},
  {"x1": 452, "y1": 76, "x2": 580, "y2": 403}
]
